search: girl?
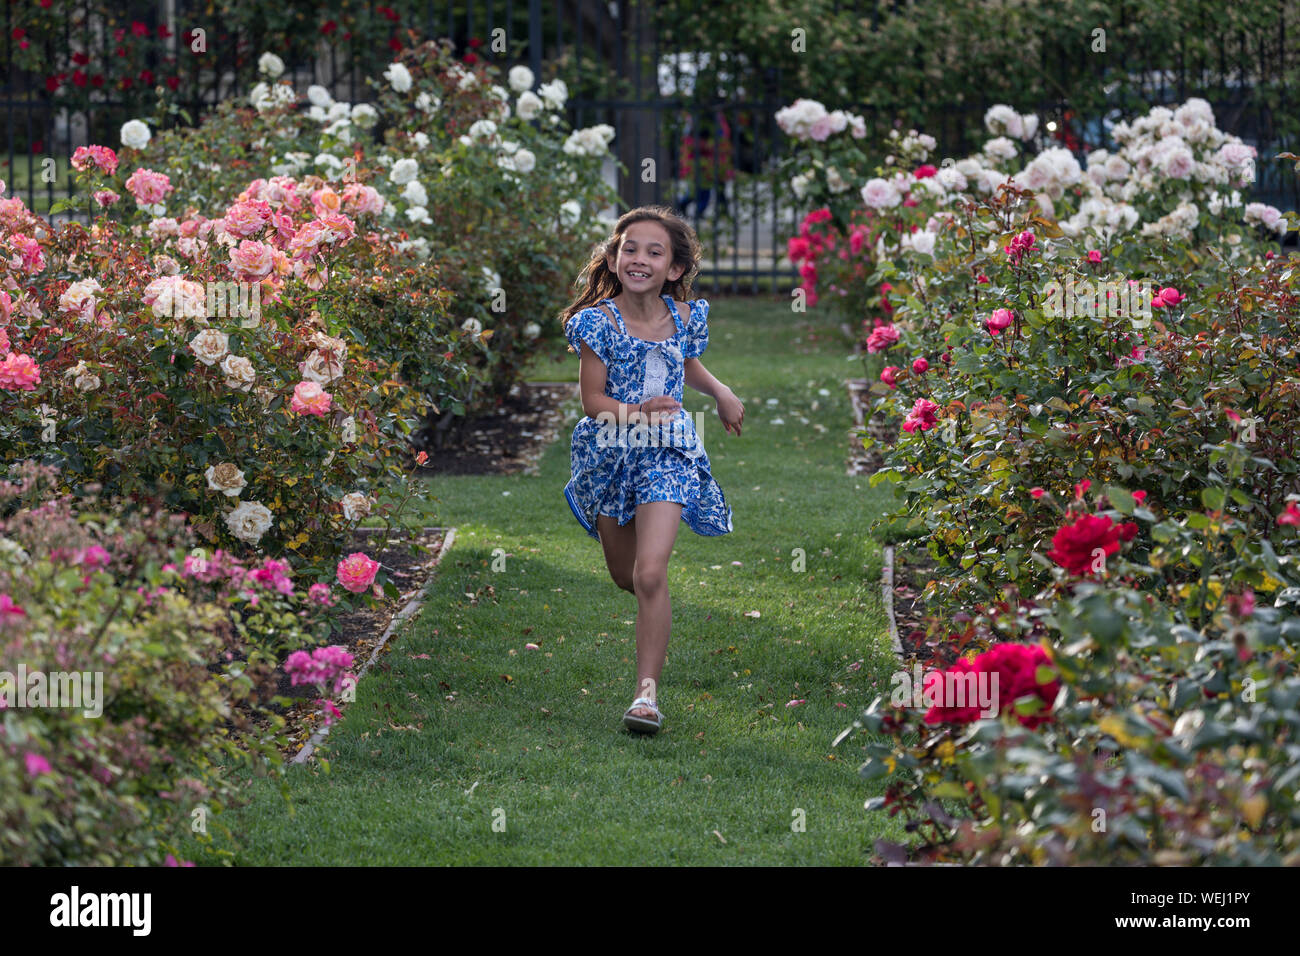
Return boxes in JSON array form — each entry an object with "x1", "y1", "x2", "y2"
[{"x1": 561, "y1": 205, "x2": 744, "y2": 735}]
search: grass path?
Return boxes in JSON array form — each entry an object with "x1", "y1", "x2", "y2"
[{"x1": 190, "y1": 296, "x2": 905, "y2": 864}]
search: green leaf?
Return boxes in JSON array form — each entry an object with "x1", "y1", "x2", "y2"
[{"x1": 1201, "y1": 487, "x2": 1226, "y2": 511}]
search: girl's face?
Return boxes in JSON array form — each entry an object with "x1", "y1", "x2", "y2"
[{"x1": 607, "y1": 220, "x2": 684, "y2": 294}]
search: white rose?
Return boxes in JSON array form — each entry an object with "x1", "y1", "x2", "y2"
[
  {"x1": 224, "y1": 500, "x2": 273, "y2": 544},
  {"x1": 220, "y1": 354, "x2": 256, "y2": 391},
  {"x1": 512, "y1": 149, "x2": 536, "y2": 174},
  {"x1": 384, "y1": 62, "x2": 413, "y2": 93},
  {"x1": 861, "y1": 177, "x2": 901, "y2": 209},
  {"x1": 559, "y1": 200, "x2": 581, "y2": 227},
  {"x1": 412, "y1": 131, "x2": 430, "y2": 149},
  {"x1": 299, "y1": 348, "x2": 344, "y2": 384},
  {"x1": 120, "y1": 119, "x2": 151, "y2": 150},
  {"x1": 406, "y1": 206, "x2": 431, "y2": 224},
  {"x1": 400, "y1": 180, "x2": 428, "y2": 207},
  {"x1": 904, "y1": 230, "x2": 937, "y2": 256},
  {"x1": 340, "y1": 491, "x2": 373, "y2": 522},
  {"x1": 516, "y1": 91, "x2": 542, "y2": 121},
  {"x1": 469, "y1": 119, "x2": 498, "y2": 141},
  {"x1": 538, "y1": 79, "x2": 567, "y2": 110},
  {"x1": 461, "y1": 317, "x2": 483, "y2": 335},
  {"x1": 508, "y1": 65, "x2": 535, "y2": 92},
  {"x1": 189, "y1": 329, "x2": 230, "y2": 366},
  {"x1": 205, "y1": 462, "x2": 247, "y2": 497},
  {"x1": 258, "y1": 52, "x2": 285, "y2": 78},
  {"x1": 351, "y1": 103, "x2": 379, "y2": 128},
  {"x1": 523, "y1": 322, "x2": 541, "y2": 340},
  {"x1": 341, "y1": 415, "x2": 357, "y2": 443},
  {"x1": 415, "y1": 92, "x2": 440, "y2": 113},
  {"x1": 307, "y1": 85, "x2": 333, "y2": 108},
  {"x1": 389, "y1": 158, "x2": 419, "y2": 185}
]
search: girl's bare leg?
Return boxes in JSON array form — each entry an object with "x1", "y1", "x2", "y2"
[
  {"x1": 596, "y1": 512, "x2": 637, "y2": 594},
  {"x1": 627, "y1": 500, "x2": 682, "y2": 720}
]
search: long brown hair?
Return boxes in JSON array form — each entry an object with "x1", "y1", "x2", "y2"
[{"x1": 561, "y1": 205, "x2": 702, "y2": 327}]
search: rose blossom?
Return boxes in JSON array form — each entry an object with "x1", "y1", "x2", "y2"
[
  {"x1": 299, "y1": 349, "x2": 344, "y2": 384},
  {"x1": 340, "y1": 492, "x2": 372, "y2": 521},
  {"x1": 337, "y1": 552, "x2": 380, "y2": 593},
  {"x1": 985, "y1": 307, "x2": 1015, "y2": 335},
  {"x1": 124, "y1": 167, "x2": 173, "y2": 206},
  {"x1": 1047, "y1": 513, "x2": 1138, "y2": 575},
  {"x1": 0, "y1": 353, "x2": 41, "y2": 391},
  {"x1": 71, "y1": 145, "x2": 118, "y2": 175},
  {"x1": 205, "y1": 462, "x2": 247, "y2": 497},
  {"x1": 224, "y1": 500, "x2": 273, "y2": 545},
  {"x1": 865, "y1": 323, "x2": 900, "y2": 353},
  {"x1": 901, "y1": 398, "x2": 940, "y2": 434},
  {"x1": 290, "y1": 380, "x2": 332, "y2": 416},
  {"x1": 223, "y1": 199, "x2": 272, "y2": 237},
  {"x1": 220, "y1": 354, "x2": 256, "y2": 391},
  {"x1": 880, "y1": 366, "x2": 900, "y2": 389},
  {"x1": 228, "y1": 239, "x2": 275, "y2": 279},
  {"x1": 189, "y1": 329, "x2": 230, "y2": 366}
]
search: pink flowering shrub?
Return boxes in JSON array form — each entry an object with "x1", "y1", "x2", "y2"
[{"x1": 0, "y1": 462, "x2": 335, "y2": 865}]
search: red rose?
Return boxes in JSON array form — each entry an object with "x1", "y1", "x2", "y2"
[{"x1": 1047, "y1": 513, "x2": 1124, "y2": 576}]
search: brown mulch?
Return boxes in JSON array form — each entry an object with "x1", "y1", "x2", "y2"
[
  {"x1": 846, "y1": 378, "x2": 897, "y2": 476},
  {"x1": 890, "y1": 546, "x2": 967, "y2": 672},
  {"x1": 413, "y1": 381, "x2": 579, "y2": 476}
]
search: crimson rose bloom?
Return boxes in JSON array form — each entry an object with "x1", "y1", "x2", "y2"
[
  {"x1": 901, "y1": 398, "x2": 940, "y2": 433},
  {"x1": 1047, "y1": 513, "x2": 1137, "y2": 575},
  {"x1": 925, "y1": 642, "x2": 1060, "y2": 729}
]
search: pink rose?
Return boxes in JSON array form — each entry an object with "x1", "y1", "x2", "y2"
[
  {"x1": 290, "y1": 380, "x2": 333, "y2": 416},
  {"x1": 228, "y1": 239, "x2": 275, "y2": 279},
  {"x1": 337, "y1": 552, "x2": 380, "y2": 593},
  {"x1": 912, "y1": 357, "x2": 929, "y2": 374},
  {"x1": 865, "y1": 323, "x2": 900, "y2": 353},
  {"x1": 93, "y1": 189, "x2": 119, "y2": 207},
  {"x1": 0, "y1": 352, "x2": 41, "y2": 391},
  {"x1": 124, "y1": 167, "x2": 173, "y2": 205},
  {"x1": 71, "y1": 145, "x2": 118, "y2": 175},
  {"x1": 985, "y1": 307, "x2": 1015, "y2": 335},
  {"x1": 880, "y1": 365, "x2": 900, "y2": 389},
  {"x1": 223, "y1": 199, "x2": 272, "y2": 237}
]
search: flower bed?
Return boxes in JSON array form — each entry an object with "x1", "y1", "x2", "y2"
[
  {"x1": 0, "y1": 39, "x2": 616, "y2": 865},
  {"x1": 781, "y1": 96, "x2": 1300, "y2": 863}
]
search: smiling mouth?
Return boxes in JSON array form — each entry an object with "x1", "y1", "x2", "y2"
[{"x1": 626, "y1": 270, "x2": 651, "y2": 279}]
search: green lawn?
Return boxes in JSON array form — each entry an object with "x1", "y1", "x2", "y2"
[{"x1": 182, "y1": 295, "x2": 906, "y2": 864}]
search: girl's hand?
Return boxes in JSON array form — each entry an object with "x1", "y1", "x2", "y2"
[
  {"x1": 640, "y1": 395, "x2": 682, "y2": 425},
  {"x1": 716, "y1": 387, "x2": 744, "y2": 436}
]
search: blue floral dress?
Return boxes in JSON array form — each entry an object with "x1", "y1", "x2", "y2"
[{"x1": 563, "y1": 295, "x2": 733, "y2": 540}]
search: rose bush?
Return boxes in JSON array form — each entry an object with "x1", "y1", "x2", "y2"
[
  {"x1": 793, "y1": 97, "x2": 1300, "y2": 863},
  {"x1": 0, "y1": 461, "x2": 348, "y2": 866}
]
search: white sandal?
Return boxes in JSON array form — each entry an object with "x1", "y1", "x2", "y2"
[{"x1": 622, "y1": 696, "x2": 663, "y2": 734}]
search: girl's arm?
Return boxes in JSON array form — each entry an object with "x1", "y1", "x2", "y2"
[
  {"x1": 685, "y1": 357, "x2": 744, "y2": 436},
  {"x1": 578, "y1": 347, "x2": 679, "y2": 424}
]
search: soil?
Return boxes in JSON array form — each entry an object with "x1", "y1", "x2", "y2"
[
  {"x1": 889, "y1": 546, "x2": 965, "y2": 671},
  {"x1": 846, "y1": 378, "x2": 897, "y2": 476},
  {"x1": 412, "y1": 381, "x2": 579, "y2": 476}
]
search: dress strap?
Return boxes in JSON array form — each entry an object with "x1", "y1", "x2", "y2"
[
  {"x1": 661, "y1": 294, "x2": 684, "y2": 336},
  {"x1": 601, "y1": 298, "x2": 627, "y2": 334}
]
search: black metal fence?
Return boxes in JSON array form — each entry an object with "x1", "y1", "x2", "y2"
[{"x1": 3, "y1": 0, "x2": 1296, "y2": 293}]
